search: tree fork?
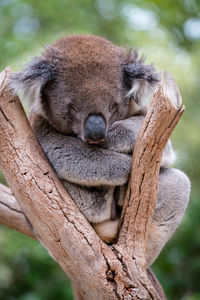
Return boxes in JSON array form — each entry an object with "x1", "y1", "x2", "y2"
[{"x1": 0, "y1": 67, "x2": 184, "y2": 299}]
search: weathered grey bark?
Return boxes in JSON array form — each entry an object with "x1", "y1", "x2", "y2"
[{"x1": 0, "y1": 67, "x2": 184, "y2": 299}]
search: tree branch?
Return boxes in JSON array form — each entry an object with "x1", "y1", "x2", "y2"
[
  {"x1": 119, "y1": 72, "x2": 184, "y2": 250},
  {"x1": 0, "y1": 181, "x2": 167, "y2": 299},
  {"x1": 0, "y1": 67, "x2": 184, "y2": 299},
  {"x1": 114, "y1": 71, "x2": 184, "y2": 296},
  {"x1": 0, "y1": 183, "x2": 35, "y2": 238}
]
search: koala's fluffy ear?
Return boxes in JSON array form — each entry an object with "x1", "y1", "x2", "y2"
[
  {"x1": 124, "y1": 59, "x2": 160, "y2": 107},
  {"x1": 9, "y1": 56, "x2": 53, "y2": 104}
]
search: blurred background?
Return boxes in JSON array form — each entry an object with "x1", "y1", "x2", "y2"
[{"x1": 0, "y1": 0, "x2": 200, "y2": 299}]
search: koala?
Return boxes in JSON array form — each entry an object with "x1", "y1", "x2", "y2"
[{"x1": 10, "y1": 35, "x2": 190, "y2": 266}]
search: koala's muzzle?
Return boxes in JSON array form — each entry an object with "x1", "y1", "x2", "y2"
[{"x1": 84, "y1": 114, "x2": 106, "y2": 144}]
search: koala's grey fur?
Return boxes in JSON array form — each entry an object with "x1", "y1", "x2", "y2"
[{"x1": 10, "y1": 35, "x2": 190, "y2": 266}]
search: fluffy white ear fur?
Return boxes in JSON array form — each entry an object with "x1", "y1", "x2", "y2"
[
  {"x1": 126, "y1": 78, "x2": 159, "y2": 108},
  {"x1": 14, "y1": 79, "x2": 45, "y2": 116},
  {"x1": 8, "y1": 57, "x2": 52, "y2": 117},
  {"x1": 29, "y1": 85, "x2": 46, "y2": 117},
  {"x1": 9, "y1": 74, "x2": 46, "y2": 118},
  {"x1": 124, "y1": 58, "x2": 160, "y2": 109}
]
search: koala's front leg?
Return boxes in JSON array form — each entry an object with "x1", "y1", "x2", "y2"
[
  {"x1": 32, "y1": 116, "x2": 132, "y2": 187},
  {"x1": 105, "y1": 115, "x2": 176, "y2": 167},
  {"x1": 39, "y1": 132, "x2": 132, "y2": 187},
  {"x1": 146, "y1": 168, "x2": 190, "y2": 266},
  {"x1": 105, "y1": 115, "x2": 144, "y2": 154}
]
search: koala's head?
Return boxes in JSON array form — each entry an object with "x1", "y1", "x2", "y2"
[{"x1": 10, "y1": 35, "x2": 159, "y2": 144}]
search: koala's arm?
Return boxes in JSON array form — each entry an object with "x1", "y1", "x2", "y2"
[
  {"x1": 105, "y1": 115, "x2": 144, "y2": 154},
  {"x1": 105, "y1": 115, "x2": 176, "y2": 167},
  {"x1": 31, "y1": 115, "x2": 132, "y2": 187}
]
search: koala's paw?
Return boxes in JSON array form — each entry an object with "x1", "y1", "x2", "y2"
[
  {"x1": 93, "y1": 220, "x2": 119, "y2": 243},
  {"x1": 105, "y1": 116, "x2": 144, "y2": 154}
]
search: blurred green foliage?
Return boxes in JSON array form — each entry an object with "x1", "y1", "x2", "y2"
[{"x1": 0, "y1": 0, "x2": 200, "y2": 299}]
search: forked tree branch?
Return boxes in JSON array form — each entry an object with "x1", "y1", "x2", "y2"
[
  {"x1": 0, "y1": 67, "x2": 184, "y2": 299},
  {"x1": 0, "y1": 183, "x2": 166, "y2": 300}
]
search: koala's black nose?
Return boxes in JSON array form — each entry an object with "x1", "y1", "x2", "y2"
[{"x1": 84, "y1": 114, "x2": 106, "y2": 144}]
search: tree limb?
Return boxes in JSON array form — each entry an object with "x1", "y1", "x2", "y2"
[
  {"x1": 0, "y1": 67, "x2": 184, "y2": 299},
  {"x1": 0, "y1": 181, "x2": 167, "y2": 299},
  {"x1": 0, "y1": 183, "x2": 35, "y2": 238},
  {"x1": 114, "y1": 72, "x2": 185, "y2": 292}
]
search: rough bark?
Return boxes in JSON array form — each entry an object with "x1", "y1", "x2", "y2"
[
  {"x1": 0, "y1": 182, "x2": 167, "y2": 300},
  {"x1": 0, "y1": 183, "x2": 35, "y2": 238},
  {"x1": 0, "y1": 67, "x2": 184, "y2": 299}
]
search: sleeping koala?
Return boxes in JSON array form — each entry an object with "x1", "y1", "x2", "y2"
[{"x1": 10, "y1": 35, "x2": 190, "y2": 266}]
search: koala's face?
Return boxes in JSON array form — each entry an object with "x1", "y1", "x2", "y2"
[{"x1": 11, "y1": 35, "x2": 159, "y2": 144}]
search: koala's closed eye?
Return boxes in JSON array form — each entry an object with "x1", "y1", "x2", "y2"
[
  {"x1": 109, "y1": 102, "x2": 119, "y2": 112},
  {"x1": 68, "y1": 104, "x2": 78, "y2": 113}
]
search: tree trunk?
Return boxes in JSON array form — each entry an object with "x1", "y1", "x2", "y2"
[{"x1": 0, "y1": 67, "x2": 184, "y2": 299}]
